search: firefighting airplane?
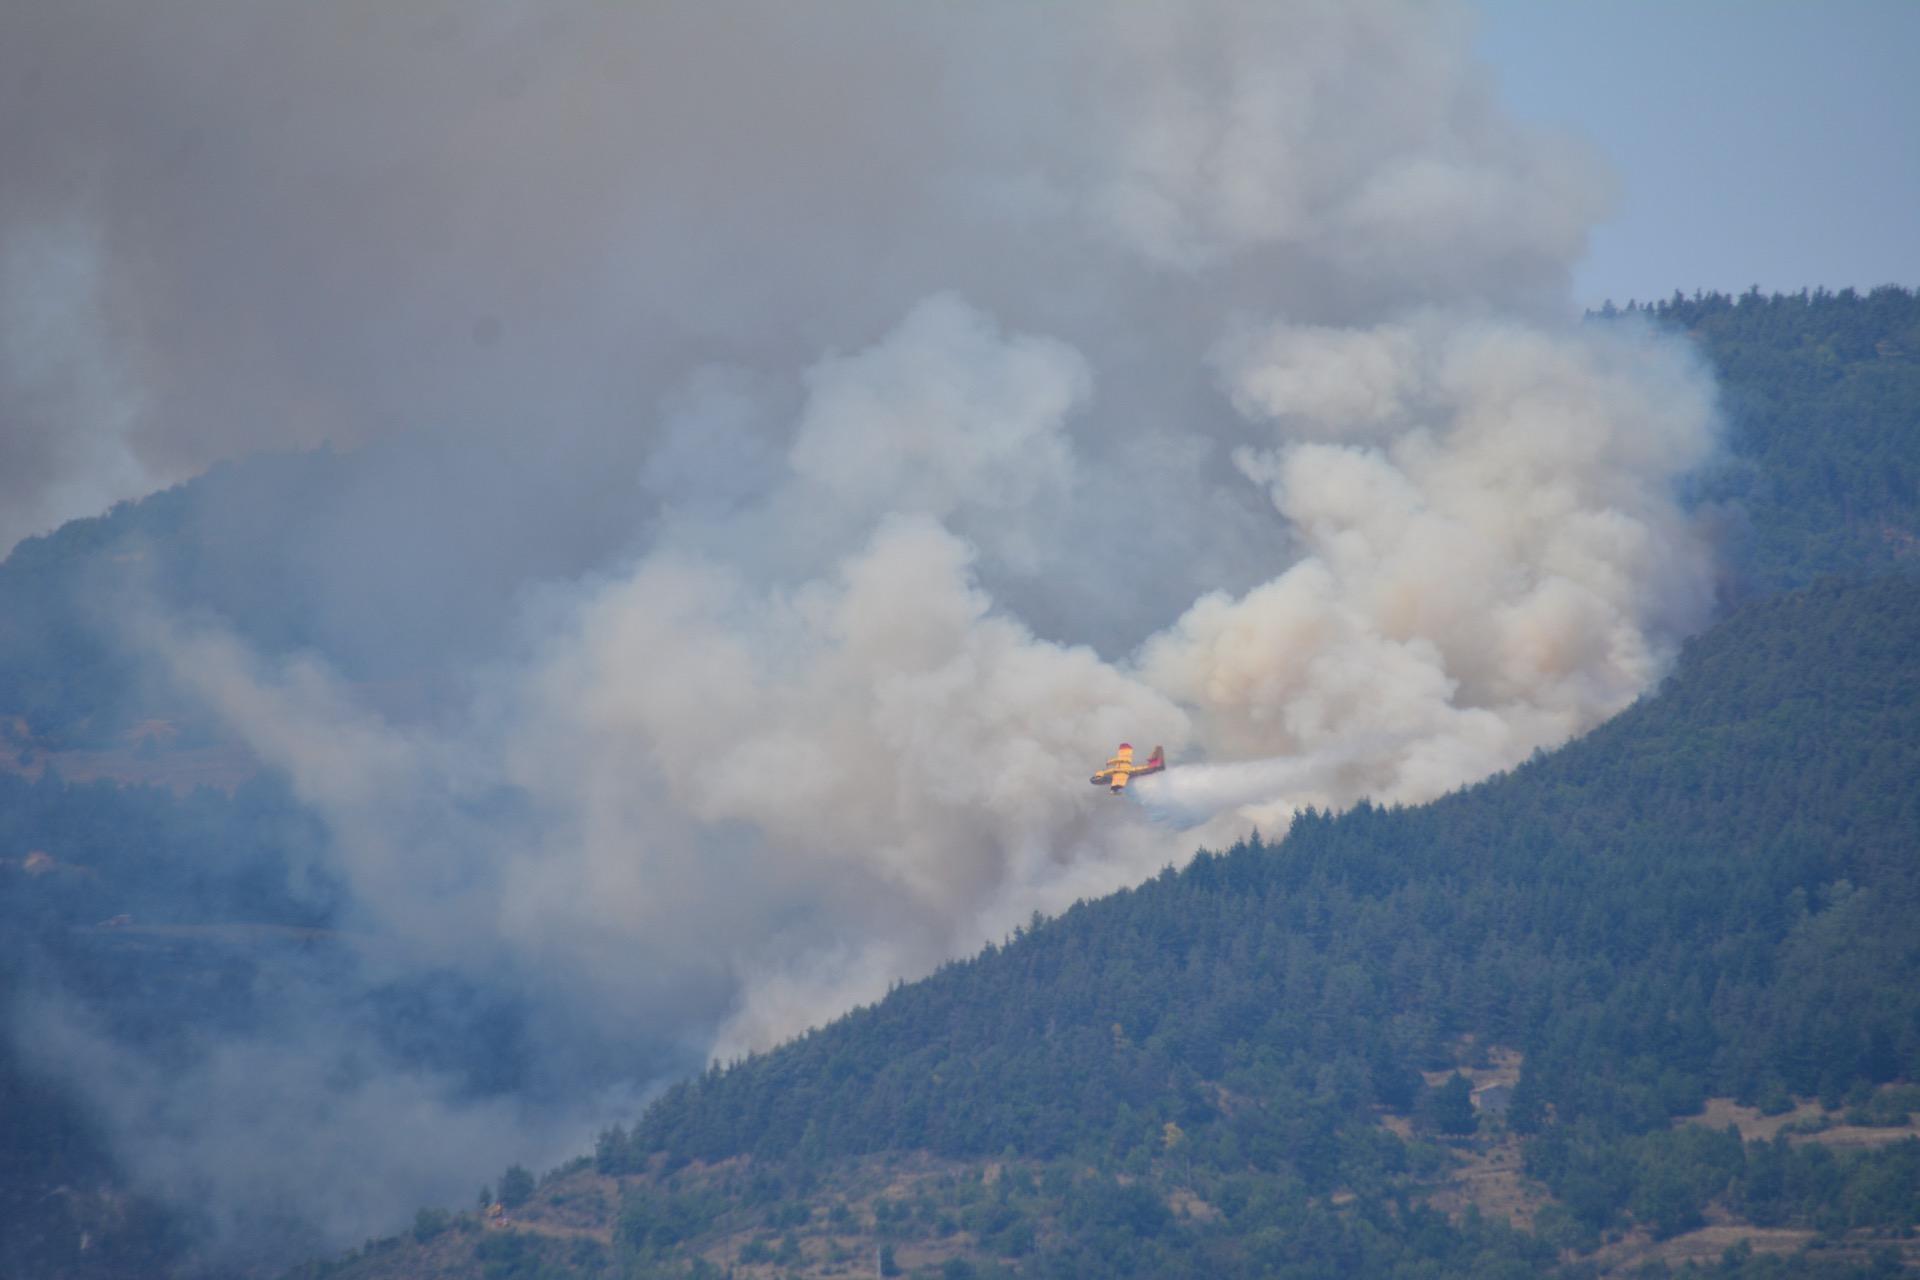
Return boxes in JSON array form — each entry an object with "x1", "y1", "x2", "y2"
[{"x1": 1089, "y1": 743, "x2": 1165, "y2": 794}]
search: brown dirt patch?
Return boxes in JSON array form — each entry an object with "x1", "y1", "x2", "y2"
[
  {"x1": 1418, "y1": 1043, "x2": 1523, "y2": 1092},
  {"x1": 1169, "y1": 1188, "x2": 1221, "y2": 1224},
  {"x1": 1589, "y1": 1223, "x2": 1815, "y2": 1275},
  {"x1": 1797, "y1": 1122, "x2": 1920, "y2": 1150},
  {"x1": 1589, "y1": 1218, "x2": 1920, "y2": 1278},
  {"x1": 1421, "y1": 1131, "x2": 1550, "y2": 1231},
  {"x1": 491, "y1": 1215, "x2": 612, "y2": 1246},
  {"x1": 1695, "y1": 1096, "x2": 1824, "y2": 1141},
  {"x1": 1690, "y1": 1095, "x2": 1920, "y2": 1148}
]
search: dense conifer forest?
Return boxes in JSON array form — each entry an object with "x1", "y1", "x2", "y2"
[
  {"x1": 2, "y1": 288, "x2": 1918, "y2": 1278},
  {"x1": 1622, "y1": 286, "x2": 1920, "y2": 593}
]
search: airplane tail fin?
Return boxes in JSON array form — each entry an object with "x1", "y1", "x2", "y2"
[{"x1": 1147, "y1": 746, "x2": 1164, "y2": 768}]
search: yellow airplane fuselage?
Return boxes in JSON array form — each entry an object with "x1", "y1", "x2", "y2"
[{"x1": 1090, "y1": 743, "x2": 1162, "y2": 794}]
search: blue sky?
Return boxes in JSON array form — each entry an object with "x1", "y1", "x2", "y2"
[{"x1": 1475, "y1": 0, "x2": 1920, "y2": 308}]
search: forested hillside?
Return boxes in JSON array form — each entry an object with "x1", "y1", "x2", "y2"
[
  {"x1": 628, "y1": 577, "x2": 1920, "y2": 1165},
  {"x1": 414, "y1": 574, "x2": 1905, "y2": 1279},
  {"x1": 0, "y1": 450, "x2": 356, "y2": 748},
  {"x1": 3, "y1": 289, "x2": 1918, "y2": 1279},
  {"x1": 1623, "y1": 285, "x2": 1920, "y2": 593},
  {"x1": 266, "y1": 573, "x2": 1920, "y2": 1279},
  {"x1": 0, "y1": 777, "x2": 347, "y2": 1279}
]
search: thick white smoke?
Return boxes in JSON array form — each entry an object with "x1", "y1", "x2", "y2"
[
  {"x1": 2, "y1": 0, "x2": 1722, "y2": 1260},
  {"x1": 1143, "y1": 311, "x2": 1717, "y2": 827}
]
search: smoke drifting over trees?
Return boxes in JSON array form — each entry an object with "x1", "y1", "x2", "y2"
[{"x1": 0, "y1": 0, "x2": 1722, "y2": 1261}]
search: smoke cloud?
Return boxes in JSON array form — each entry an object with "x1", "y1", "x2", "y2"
[
  {"x1": 1, "y1": 0, "x2": 1720, "y2": 1263},
  {"x1": 1144, "y1": 311, "x2": 1717, "y2": 826}
]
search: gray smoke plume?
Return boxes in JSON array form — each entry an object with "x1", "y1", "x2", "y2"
[{"x1": 1, "y1": 0, "x2": 1719, "y2": 1263}]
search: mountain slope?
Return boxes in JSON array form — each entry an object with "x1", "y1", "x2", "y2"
[
  {"x1": 625, "y1": 578, "x2": 1918, "y2": 1171},
  {"x1": 5, "y1": 289, "x2": 1918, "y2": 1279},
  {"x1": 1630, "y1": 285, "x2": 1920, "y2": 592},
  {"x1": 309, "y1": 573, "x2": 1920, "y2": 1279}
]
